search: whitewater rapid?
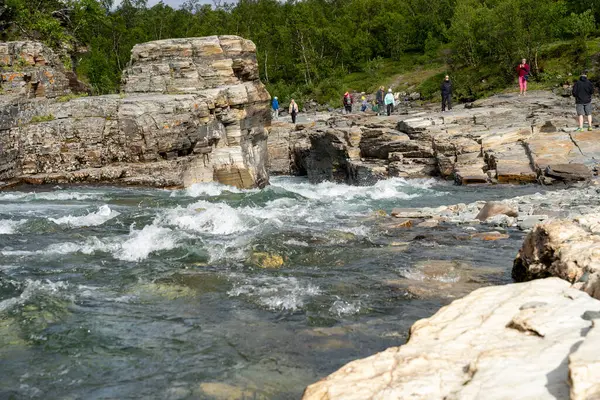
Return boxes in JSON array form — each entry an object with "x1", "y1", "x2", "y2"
[{"x1": 0, "y1": 177, "x2": 555, "y2": 399}]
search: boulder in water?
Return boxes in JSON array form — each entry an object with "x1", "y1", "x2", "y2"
[{"x1": 476, "y1": 201, "x2": 518, "y2": 221}]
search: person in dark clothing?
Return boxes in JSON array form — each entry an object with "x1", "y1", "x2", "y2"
[
  {"x1": 343, "y1": 91, "x2": 353, "y2": 114},
  {"x1": 572, "y1": 71, "x2": 595, "y2": 131},
  {"x1": 375, "y1": 86, "x2": 385, "y2": 115},
  {"x1": 441, "y1": 75, "x2": 452, "y2": 112}
]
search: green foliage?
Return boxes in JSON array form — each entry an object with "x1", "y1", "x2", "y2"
[
  {"x1": 1, "y1": 0, "x2": 600, "y2": 102},
  {"x1": 30, "y1": 114, "x2": 56, "y2": 123}
]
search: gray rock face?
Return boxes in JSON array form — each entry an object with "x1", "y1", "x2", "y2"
[{"x1": 0, "y1": 36, "x2": 271, "y2": 189}]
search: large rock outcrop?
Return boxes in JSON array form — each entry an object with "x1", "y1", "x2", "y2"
[
  {"x1": 0, "y1": 36, "x2": 270, "y2": 189},
  {"x1": 513, "y1": 215, "x2": 600, "y2": 299},
  {"x1": 270, "y1": 92, "x2": 600, "y2": 185},
  {"x1": 303, "y1": 278, "x2": 600, "y2": 400}
]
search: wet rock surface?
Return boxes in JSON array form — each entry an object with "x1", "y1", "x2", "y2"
[
  {"x1": 303, "y1": 278, "x2": 600, "y2": 400},
  {"x1": 0, "y1": 37, "x2": 270, "y2": 189},
  {"x1": 269, "y1": 91, "x2": 600, "y2": 185}
]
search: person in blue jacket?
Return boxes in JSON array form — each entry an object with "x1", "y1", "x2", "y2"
[{"x1": 272, "y1": 96, "x2": 279, "y2": 119}]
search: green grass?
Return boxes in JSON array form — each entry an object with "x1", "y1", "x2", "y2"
[
  {"x1": 30, "y1": 114, "x2": 55, "y2": 123},
  {"x1": 56, "y1": 93, "x2": 88, "y2": 102}
]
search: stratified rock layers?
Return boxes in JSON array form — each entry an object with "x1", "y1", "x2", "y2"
[
  {"x1": 0, "y1": 36, "x2": 271, "y2": 188},
  {"x1": 303, "y1": 278, "x2": 600, "y2": 400}
]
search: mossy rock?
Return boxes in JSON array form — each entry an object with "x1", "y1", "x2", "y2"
[{"x1": 250, "y1": 252, "x2": 284, "y2": 269}]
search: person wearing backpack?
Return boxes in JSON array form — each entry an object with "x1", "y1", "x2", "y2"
[
  {"x1": 516, "y1": 58, "x2": 530, "y2": 96},
  {"x1": 572, "y1": 71, "x2": 595, "y2": 131},
  {"x1": 343, "y1": 91, "x2": 353, "y2": 114},
  {"x1": 384, "y1": 88, "x2": 395, "y2": 116}
]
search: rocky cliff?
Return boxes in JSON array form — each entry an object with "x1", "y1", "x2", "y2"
[
  {"x1": 269, "y1": 92, "x2": 600, "y2": 185},
  {"x1": 0, "y1": 36, "x2": 271, "y2": 189}
]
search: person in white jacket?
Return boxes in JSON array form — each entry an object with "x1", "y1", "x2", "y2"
[{"x1": 384, "y1": 89, "x2": 395, "y2": 116}]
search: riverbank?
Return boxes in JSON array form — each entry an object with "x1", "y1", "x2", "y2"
[
  {"x1": 268, "y1": 90, "x2": 600, "y2": 187},
  {"x1": 303, "y1": 184, "x2": 600, "y2": 399}
]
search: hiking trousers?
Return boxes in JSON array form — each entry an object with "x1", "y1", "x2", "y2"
[{"x1": 442, "y1": 94, "x2": 452, "y2": 111}]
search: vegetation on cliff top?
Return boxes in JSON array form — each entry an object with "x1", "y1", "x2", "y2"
[{"x1": 1, "y1": 0, "x2": 600, "y2": 105}]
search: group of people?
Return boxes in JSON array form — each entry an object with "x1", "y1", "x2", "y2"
[
  {"x1": 271, "y1": 58, "x2": 595, "y2": 130},
  {"x1": 271, "y1": 96, "x2": 299, "y2": 123}
]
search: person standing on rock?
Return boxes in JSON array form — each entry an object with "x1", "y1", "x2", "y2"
[
  {"x1": 441, "y1": 75, "x2": 452, "y2": 112},
  {"x1": 289, "y1": 99, "x2": 299, "y2": 124},
  {"x1": 272, "y1": 96, "x2": 279, "y2": 120},
  {"x1": 384, "y1": 88, "x2": 395, "y2": 116},
  {"x1": 517, "y1": 58, "x2": 530, "y2": 96},
  {"x1": 376, "y1": 86, "x2": 385, "y2": 115},
  {"x1": 361, "y1": 96, "x2": 368, "y2": 112},
  {"x1": 572, "y1": 71, "x2": 595, "y2": 131},
  {"x1": 343, "y1": 91, "x2": 353, "y2": 114}
]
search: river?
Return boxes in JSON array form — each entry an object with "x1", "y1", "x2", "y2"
[{"x1": 0, "y1": 177, "x2": 553, "y2": 399}]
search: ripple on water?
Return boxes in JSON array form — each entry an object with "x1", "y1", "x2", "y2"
[{"x1": 228, "y1": 276, "x2": 321, "y2": 312}]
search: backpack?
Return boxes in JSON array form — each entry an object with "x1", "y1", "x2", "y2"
[{"x1": 344, "y1": 95, "x2": 352, "y2": 106}]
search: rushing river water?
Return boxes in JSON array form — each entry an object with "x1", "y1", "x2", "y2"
[{"x1": 0, "y1": 177, "x2": 553, "y2": 399}]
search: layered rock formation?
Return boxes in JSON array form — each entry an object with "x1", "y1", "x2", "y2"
[
  {"x1": 0, "y1": 41, "x2": 73, "y2": 98},
  {"x1": 303, "y1": 278, "x2": 600, "y2": 400},
  {"x1": 0, "y1": 36, "x2": 270, "y2": 189},
  {"x1": 269, "y1": 92, "x2": 600, "y2": 185}
]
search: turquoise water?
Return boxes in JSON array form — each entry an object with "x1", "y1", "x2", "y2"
[{"x1": 0, "y1": 177, "x2": 551, "y2": 399}]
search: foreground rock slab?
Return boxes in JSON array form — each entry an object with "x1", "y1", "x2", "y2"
[{"x1": 303, "y1": 278, "x2": 600, "y2": 400}]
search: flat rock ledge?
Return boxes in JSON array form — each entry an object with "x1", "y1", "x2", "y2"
[{"x1": 303, "y1": 278, "x2": 600, "y2": 400}]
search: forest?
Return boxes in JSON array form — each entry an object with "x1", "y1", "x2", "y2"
[{"x1": 1, "y1": 0, "x2": 600, "y2": 105}]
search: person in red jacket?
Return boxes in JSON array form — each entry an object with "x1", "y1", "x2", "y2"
[{"x1": 516, "y1": 58, "x2": 530, "y2": 96}]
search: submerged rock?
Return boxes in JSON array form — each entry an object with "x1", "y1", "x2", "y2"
[
  {"x1": 303, "y1": 278, "x2": 600, "y2": 400},
  {"x1": 250, "y1": 252, "x2": 284, "y2": 269}
]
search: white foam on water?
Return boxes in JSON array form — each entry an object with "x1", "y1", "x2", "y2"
[
  {"x1": 48, "y1": 205, "x2": 120, "y2": 227},
  {"x1": 162, "y1": 201, "x2": 249, "y2": 235},
  {"x1": 284, "y1": 239, "x2": 310, "y2": 247},
  {"x1": 271, "y1": 177, "x2": 440, "y2": 202},
  {"x1": 0, "y1": 279, "x2": 69, "y2": 312},
  {"x1": 0, "y1": 191, "x2": 101, "y2": 202},
  {"x1": 228, "y1": 276, "x2": 321, "y2": 311},
  {"x1": 116, "y1": 224, "x2": 178, "y2": 262},
  {"x1": 0, "y1": 219, "x2": 26, "y2": 234},
  {"x1": 174, "y1": 182, "x2": 256, "y2": 197},
  {"x1": 329, "y1": 299, "x2": 361, "y2": 317}
]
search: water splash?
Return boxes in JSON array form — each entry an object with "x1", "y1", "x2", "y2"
[{"x1": 48, "y1": 205, "x2": 120, "y2": 227}]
